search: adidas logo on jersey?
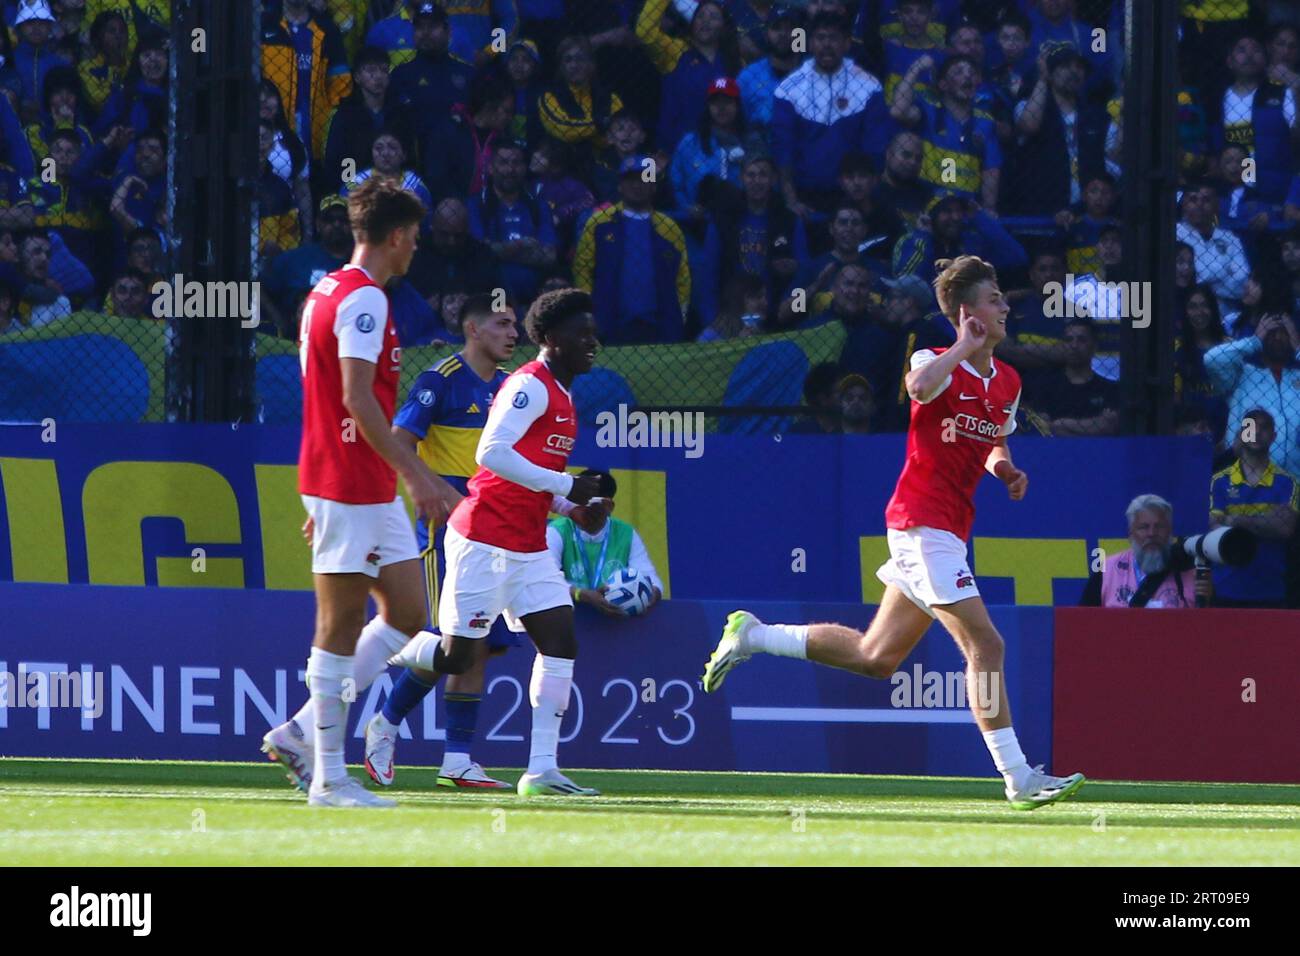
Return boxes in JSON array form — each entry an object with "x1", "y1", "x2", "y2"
[{"x1": 467, "y1": 402, "x2": 480, "y2": 414}]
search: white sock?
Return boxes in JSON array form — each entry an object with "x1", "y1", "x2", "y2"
[
  {"x1": 527, "y1": 654, "x2": 573, "y2": 775},
  {"x1": 982, "y1": 726, "x2": 1032, "y2": 790},
  {"x1": 441, "y1": 750, "x2": 471, "y2": 773},
  {"x1": 401, "y1": 629, "x2": 443, "y2": 670},
  {"x1": 353, "y1": 616, "x2": 412, "y2": 689},
  {"x1": 746, "y1": 622, "x2": 808, "y2": 659},
  {"x1": 370, "y1": 712, "x2": 398, "y2": 736},
  {"x1": 292, "y1": 617, "x2": 412, "y2": 747},
  {"x1": 307, "y1": 647, "x2": 354, "y2": 785}
]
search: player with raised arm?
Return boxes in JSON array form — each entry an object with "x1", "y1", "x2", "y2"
[
  {"x1": 389, "y1": 289, "x2": 604, "y2": 796},
  {"x1": 702, "y1": 255, "x2": 1086, "y2": 810},
  {"x1": 264, "y1": 176, "x2": 454, "y2": 808}
]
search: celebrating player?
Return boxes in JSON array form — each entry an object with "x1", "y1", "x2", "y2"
[
  {"x1": 702, "y1": 255, "x2": 1086, "y2": 810},
  {"x1": 390, "y1": 289, "x2": 604, "y2": 796},
  {"x1": 365, "y1": 293, "x2": 565, "y2": 790},
  {"x1": 267, "y1": 177, "x2": 449, "y2": 808}
]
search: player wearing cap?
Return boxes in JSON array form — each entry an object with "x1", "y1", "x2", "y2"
[
  {"x1": 703, "y1": 255, "x2": 1086, "y2": 810},
  {"x1": 264, "y1": 176, "x2": 447, "y2": 809},
  {"x1": 389, "y1": 289, "x2": 605, "y2": 796}
]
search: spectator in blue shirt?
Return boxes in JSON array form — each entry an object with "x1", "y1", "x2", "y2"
[
  {"x1": 892, "y1": 192, "x2": 1027, "y2": 284},
  {"x1": 93, "y1": 34, "x2": 168, "y2": 138},
  {"x1": 1210, "y1": 408, "x2": 1299, "y2": 608},
  {"x1": 12, "y1": 0, "x2": 67, "y2": 121},
  {"x1": 262, "y1": 194, "x2": 353, "y2": 336},
  {"x1": 384, "y1": 3, "x2": 475, "y2": 139},
  {"x1": 771, "y1": 10, "x2": 889, "y2": 217},
  {"x1": 891, "y1": 53, "x2": 1001, "y2": 210},
  {"x1": 736, "y1": 4, "x2": 805, "y2": 131},
  {"x1": 108, "y1": 127, "x2": 165, "y2": 243},
  {"x1": 669, "y1": 75, "x2": 747, "y2": 221},
  {"x1": 468, "y1": 139, "x2": 557, "y2": 307}
]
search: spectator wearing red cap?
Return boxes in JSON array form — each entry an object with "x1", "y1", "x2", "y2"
[
  {"x1": 669, "y1": 76, "x2": 746, "y2": 222},
  {"x1": 636, "y1": 0, "x2": 741, "y2": 152}
]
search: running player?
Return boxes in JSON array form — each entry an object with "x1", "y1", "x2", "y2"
[
  {"x1": 702, "y1": 255, "x2": 1086, "y2": 810},
  {"x1": 268, "y1": 177, "x2": 452, "y2": 808},
  {"x1": 363, "y1": 294, "x2": 526, "y2": 790},
  {"x1": 390, "y1": 288, "x2": 603, "y2": 796}
]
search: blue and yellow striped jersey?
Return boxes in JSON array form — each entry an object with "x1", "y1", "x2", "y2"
[
  {"x1": 393, "y1": 352, "x2": 508, "y2": 497},
  {"x1": 1209, "y1": 460, "x2": 1299, "y2": 602}
]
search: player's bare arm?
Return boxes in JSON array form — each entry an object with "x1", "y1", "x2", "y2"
[
  {"x1": 390, "y1": 425, "x2": 464, "y2": 527},
  {"x1": 987, "y1": 445, "x2": 1028, "y2": 501},
  {"x1": 340, "y1": 357, "x2": 442, "y2": 520},
  {"x1": 906, "y1": 307, "x2": 987, "y2": 401}
]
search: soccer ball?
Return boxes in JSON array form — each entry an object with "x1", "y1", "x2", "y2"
[{"x1": 604, "y1": 568, "x2": 655, "y2": 617}]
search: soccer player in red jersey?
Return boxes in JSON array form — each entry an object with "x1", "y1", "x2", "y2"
[
  {"x1": 702, "y1": 256, "x2": 1086, "y2": 809},
  {"x1": 391, "y1": 289, "x2": 605, "y2": 796},
  {"x1": 263, "y1": 178, "x2": 462, "y2": 808}
]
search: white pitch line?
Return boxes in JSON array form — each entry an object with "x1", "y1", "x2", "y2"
[{"x1": 730, "y1": 707, "x2": 975, "y2": 724}]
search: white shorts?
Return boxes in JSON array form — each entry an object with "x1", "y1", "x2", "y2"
[
  {"x1": 301, "y1": 495, "x2": 420, "y2": 578},
  {"x1": 876, "y1": 526, "x2": 980, "y2": 616},
  {"x1": 437, "y1": 526, "x2": 573, "y2": 638}
]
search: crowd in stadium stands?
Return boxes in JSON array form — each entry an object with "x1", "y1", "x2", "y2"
[
  {"x1": 243, "y1": 0, "x2": 1292, "y2": 454},
  {"x1": 0, "y1": 0, "x2": 170, "y2": 333},
  {"x1": 252, "y1": 0, "x2": 1300, "y2": 604}
]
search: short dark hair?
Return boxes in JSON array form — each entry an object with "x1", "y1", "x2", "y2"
[
  {"x1": 578, "y1": 468, "x2": 617, "y2": 498},
  {"x1": 524, "y1": 288, "x2": 593, "y2": 346},
  {"x1": 468, "y1": 73, "x2": 513, "y2": 116},
  {"x1": 808, "y1": 11, "x2": 849, "y2": 36},
  {"x1": 803, "y1": 361, "x2": 841, "y2": 404},
  {"x1": 137, "y1": 127, "x2": 166, "y2": 149},
  {"x1": 354, "y1": 46, "x2": 390, "y2": 73},
  {"x1": 838, "y1": 151, "x2": 877, "y2": 178},
  {"x1": 346, "y1": 176, "x2": 426, "y2": 244},
  {"x1": 461, "y1": 292, "x2": 510, "y2": 324},
  {"x1": 1242, "y1": 407, "x2": 1275, "y2": 429},
  {"x1": 48, "y1": 129, "x2": 82, "y2": 151},
  {"x1": 114, "y1": 267, "x2": 150, "y2": 287},
  {"x1": 1063, "y1": 317, "x2": 1096, "y2": 339},
  {"x1": 937, "y1": 54, "x2": 979, "y2": 85},
  {"x1": 996, "y1": 11, "x2": 1031, "y2": 36}
]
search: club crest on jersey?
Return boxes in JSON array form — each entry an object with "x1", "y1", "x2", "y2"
[
  {"x1": 512, "y1": 391, "x2": 529, "y2": 409},
  {"x1": 356, "y1": 313, "x2": 375, "y2": 333},
  {"x1": 417, "y1": 389, "x2": 434, "y2": 406}
]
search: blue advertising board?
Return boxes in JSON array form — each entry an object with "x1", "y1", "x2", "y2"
[{"x1": 0, "y1": 584, "x2": 1052, "y2": 777}]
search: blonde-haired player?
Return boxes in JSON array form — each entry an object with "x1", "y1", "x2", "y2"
[{"x1": 703, "y1": 255, "x2": 1085, "y2": 809}]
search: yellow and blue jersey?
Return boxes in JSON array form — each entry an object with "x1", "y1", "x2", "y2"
[
  {"x1": 1210, "y1": 460, "x2": 1299, "y2": 602},
  {"x1": 915, "y1": 98, "x2": 1000, "y2": 198},
  {"x1": 393, "y1": 352, "x2": 508, "y2": 548}
]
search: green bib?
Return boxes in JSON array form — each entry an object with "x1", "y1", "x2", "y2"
[{"x1": 550, "y1": 516, "x2": 634, "y2": 588}]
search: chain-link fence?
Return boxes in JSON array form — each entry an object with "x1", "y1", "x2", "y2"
[
  {"x1": 246, "y1": 0, "x2": 1154, "y2": 436},
  {"x1": 0, "y1": 1, "x2": 175, "y2": 422}
]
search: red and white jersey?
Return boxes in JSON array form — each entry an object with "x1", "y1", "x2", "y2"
[
  {"x1": 884, "y1": 348, "x2": 1021, "y2": 541},
  {"x1": 297, "y1": 264, "x2": 403, "y2": 504},
  {"x1": 449, "y1": 359, "x2": 578, "y2": 555}
]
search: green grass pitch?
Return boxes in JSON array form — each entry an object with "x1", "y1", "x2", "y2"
[{"x1": 2, "y1": 759, "x2": 1297, "y2": 866}]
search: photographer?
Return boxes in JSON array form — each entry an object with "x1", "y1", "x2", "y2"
[{"x1": 1081, "y1": 494, "x2": 1208, "y2": 608}]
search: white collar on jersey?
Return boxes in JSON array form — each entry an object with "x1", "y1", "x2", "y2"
[
  {"x1": 342, "y1": 263, "x2": 376, "y2": 281},
  {"x1": 959, "y1": 358, "x2": 997, "y2": 384}
]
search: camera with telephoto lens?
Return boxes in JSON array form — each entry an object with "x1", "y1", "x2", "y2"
[
  {"x1": 1170, "y1": 527, "x2": 1257, "y2": 608},
  {"x1": 1169, "y1": 527, "x2": 1257, "y2": 572}
]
